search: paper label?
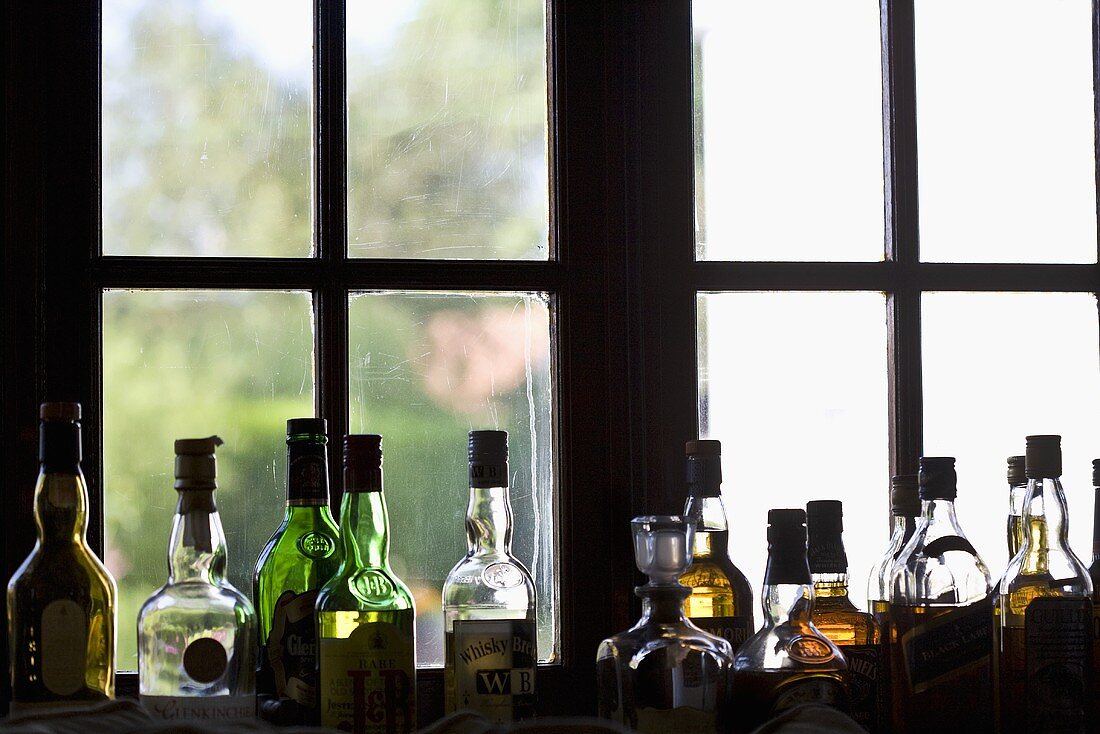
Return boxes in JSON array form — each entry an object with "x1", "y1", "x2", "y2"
[
  {"x1": 691, "y1": 616, "x2": 753, "y2": 649},
  {"x1": 900, "y1": 597, "x2": 992, "y2": 693},
  {"x1": 840, "y1": 644, "x2": 882, "y2": 732},
  {"x1": 772, "y1": 675, "x2": 847, "y2": 713},
  {"x1": 1024, "y1": 597, "x2": 1091, "y2": 731},
  {"x1": 320, "y1": 620, "x2": 416, "y2": 734},
  {"x1": 41, "y1": 600, "x2": 86, "y2": 696},
  {"x1": 288, "y1": 453, "x2": 328, "y2": 504},
  {"x1": 635, "y1": 706, "x2": 716, "y2": 734},
  {"x1": 266, "y1": 589, "x2": 320, "y2": 707},
  {"x1": 452, "y1": 619, "x2": 536, "y2": 723},
  {"x1": 141, "y1": 695, "x2": 255, "y2": 721}
]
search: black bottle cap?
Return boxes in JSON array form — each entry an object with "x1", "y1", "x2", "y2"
[
  {"x1": 1006, "y1": 455, "x2": 1026, "y2": 484},
  {"x1": 1025, "y1": 435, "x2": 1061, "y2": 479},
  {"x1": 890, "y1": 475, "x2": 921, "y2": 516},
  {"x1": 39, "y1": 402, "x2": 83, "y2": 468},
  {"x1": 685, "y1": 439, "x2": 722, "y2": 496},
  {"x1": 806, "y1": 500, "x2": 846, "y2": 574},
  {"x1": 1092, "y1": 459, "x2": 1099, "y2": 488},
  {"x1": 287, "y1": 418, "x2": 327, "y2": 437},
  {"x1": 766, "y1": 509, "x2": 810, "y2": 585},
  {"x1": 918, "y1": 457, "x2": 957, "y2": 501},
  {"x1": 469, "y1": 429, "x2": 508, "y2": 463},
  {"x1": 344, "y1": 434, "x2": 383, "y2": 492}
]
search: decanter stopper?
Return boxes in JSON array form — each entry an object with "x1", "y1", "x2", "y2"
[{"x1": 632, "y1": 515, "x2": 694, "y2": 584}]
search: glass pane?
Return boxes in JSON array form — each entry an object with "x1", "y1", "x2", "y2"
[
  {"x1": 348, "y1": 291, "x2": 555, "y2": 665},
  {"x1": 102, "y1": 0, "x2": 312, "y2": 257},
  {"x1": 693, "y1": 1, "x2": 885, "y2": 262},
  {"x1": 346, "y1": 1, "x2": 549, "y2": 259},
  {"x1": 698, "y1": 292, "x2": 889, "y2": 606},
  {"x1": 916, "y1": 0, "x2": 1096, "y2": 263},
  {"x1": 104, "y1": 290, "x2": 315, "y2": 671},
  {"x1": 923, "y1": 293, "x2": 1100, "y2": 581}
]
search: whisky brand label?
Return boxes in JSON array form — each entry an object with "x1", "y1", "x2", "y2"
[
  {"x1": 840, "y1": 644, "x2": 881, "y2": 732},
  {"x1": 320, "y1": 618, "x2": 416, "y2": 734},
  {"x1": 785, "y1": 635, "x2": 836, "y2": 664},
  {"x1": 289, "y1": 453, "x2": 328, "y2": 504},
  {"x1": 635, "y1": 706, "x2": 716, "y2": 734},
  {"x1": 297, "y1": 531, "x2": 337, "y2": 559},
  {"x1": 452, "y1": 619, "x2": 536, "y2": 723},
  {"x1": 266, "y1": 590, "x2": 321, "y2": 707},
  {"x1": 1024, "y1": 597, "x2": 1091, "y2": 731},
  {"x1": 469, "y1": 461, "x2": 507, "y2": 488},
  {"x1": 691, "y1": 616, "x2": 753, "y2": 649},
  {"x1": 900, "y1": 595, "x2": 992, "y2": 693},
  {"x1": 40, "y1": 600, "x2": 86, "y2": 696},
  {"x1": 141, "y1": 695, "x2": 254, "y2": 721},
  {"x1": 183, "y1": 637, "x2": 228, "y2": 683},
  {"x1": 771, "y1": 675, "x2": 848, "y2": 715}
]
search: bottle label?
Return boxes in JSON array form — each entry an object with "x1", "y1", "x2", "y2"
[
  {"x1": 771, "y1": 675, "x2": 847, "y2": 714},
  {"x1": 40, "y1": 600, "x2": 86, "y2": 696},
  {"x1": 320, "y1": 619, "x2": 416, "y2": 734},
  {"x1": 451, "y1": 619, "x2": 536, "y2": 723},
  {"x1": 1024, "y1": 597, "x2": 1091, "y2": 731},
  {"x1": 785, "y1": 634, "x2": 836, "y2": 664},
  {"x1": 840, "y1": 644, "x2": 881, "y2": 732},
  {"x1": 635, "y1": 706, "x2": 716, "y2": 734},
  {"x1": 899, "y1": 596, "x2": 992, "y2": 693},
  {"x1": 288, "y1": 452, "x2": 328, "y2": 504},
  {"x1": 183, "y1": 637, "x2": 228, "y2": 683},
  {"x1": 265, "y1": 590, "x2": 321, "y2": 707},
  {"x1": 141, "y1": 695, "x2": 255, "y2": 721},
  {"x1": 469, "y1": 462, "x2": 508, "y2": 488},
  {"x1": 691, "y1": 616, "x2": 753, "y2": 649}
]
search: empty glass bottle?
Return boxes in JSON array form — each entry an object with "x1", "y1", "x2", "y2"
[{"x1": 598, "y1": 515, "x2": 733, "y2": 733}]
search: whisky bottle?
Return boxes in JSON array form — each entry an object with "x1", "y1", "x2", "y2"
[
  {"x1": 6, "y1": 402, "x2": 116, "y2": 711},
  {"x1": 597, "y1": 515, "x2": 733, "y2": 732},
  {"x1": 865, "y1": 474, "x2": 918, "y2": 733},
  {"x1": 317, "y1": 435, "x2": 415, "y2": 734},
  {"x1": 1006, "y1": 455, "x2": 1027, "y2": 559},
  {"x1": 138, "y1": 436, "x2": 257, "y2": 720},
  {"x1": 253, "y1": 418, "x2": 342, "y2": 724},
  {"x1": 1089, "y1": 458, "x2": 1100, "y2": 729},
  {"x1": 443, "y1": 430, "x2": 536, "y2": 723},
  {"x1": 889, "y1": 457, "x2": 992, "y2": 734},
  {"x1": 730, "y1": 509, "x2": 848, "y2": 734},
  {"x1": 807, "y1": 500, "x2": 881, "y2": 733},
  {"x1": 994, "y1": 436, "x2": 1092, "y2": 733},
  {"x1": 679, "y1": 439, "x2": 754, "y2": 650}
]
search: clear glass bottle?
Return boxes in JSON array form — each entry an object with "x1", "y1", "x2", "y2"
[
  {"x1": 443, "y1": 430, "x2": 536, "y2": 723},
  {"x1": 7, "y1": 402, "x2": 117, "y2": 711},
  {"x1": 317, "y1": 435, "x2": 416, "y2": 734},
  {"x1": 730, "y1": 509, "x2": 848, "y2": 734},
  {"x1": 995, "y1": 436, "x2": 1092, "y2": 733},
  {"x1": 597, "y1": 515, "x2": 733, "y2": 733},
  {"x1": 253, "y1": 418, "x2": 342, "y2": 724},
  {"x1": 680, "y1": 439, "x2": 754, "y2": 650},
  {"x1": 806, "y1": 500, "x2": 882, "y2": 733},
  {"x1": 889, "y1": 457, "x2": 992, "y2": 734},
  {"x1": 1005, "y1": 455, "x2": 1027, "y2": 559},
  {"x1": 138, "y1": 436, "x2": 256, "y2": 721}
]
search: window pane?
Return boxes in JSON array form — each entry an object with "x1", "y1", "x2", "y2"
[
  {"x1": 693, "y1": 1, "x2": 885, "y2": 262},
  {"x1": 915, "y1": 0, "x2": 1096, "y2": 263},
  {"x1": 346, "y1": 1, "x2": 549, "y2": 259},
  {"x1": 102, "y1": 0, "x2": 312, "y2": 257},
  {"x1": 923, "y1": 293, "x2": 1100, "y2": 581},
  {"x1": 348, "y1": 291, "x2": 556, "y2": 664},
  {"x1": 698, "y1": 292, "x2": 889, "y2": 605},
  {"x1": 103, "y1": 290, "x2": 315, "y2": 670}
]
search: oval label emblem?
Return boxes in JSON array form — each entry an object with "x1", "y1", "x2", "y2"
[
  {"x1": 183, "y1": 637, "x2": 228, "y2": 683},
  {"x1": 353, "y1": 570, "x2": 395, "y2": 602},
  {"x1": 297, "y1": 531, "x2": 336, "y2": 559},
  {"x1": 785, "y1": 634, "x2": 835, "y2": 664},
  {"x1": 482, "y1": 562, "x2": 524, "y2": 590}
]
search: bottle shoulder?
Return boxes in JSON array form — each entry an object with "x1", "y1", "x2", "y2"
[
  {"x1": 140, "y1": 579, "x2": 255, "y2": 619},
  {"x1": 8, "y1": 545, "x2": 117, "y2": 598},
  {"x1": 316, "y1": 565, "x2": 415, "y2": 613},
  {"x1": 735, "y1": 621, "x2": 847, "y2": 673},
  {"x1": 443, "y1": 552, "x2": 536, "y2": 605},
  {"x1": 599, "y1": 620, "x2": 734, "y2": 666}
]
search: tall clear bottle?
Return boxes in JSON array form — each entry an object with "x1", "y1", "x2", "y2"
[
  {"x1": 317, "y1": 435, "x2": 416, "y2": 734},
  {"x1": 7, "y1": 402, "x2": 116, "y2": 711},
  {"x1": 730, "y1": 509, "x2": 848, "y2": 734},
  {"x1": 679, "y1": 439, "x2": 754, "y2": 650},
  {"x1": 138, "y1": 436, "x2": 256, "y2": 721},
  {"x1": 995, "y1": 436, "x2": 1093, "y2": 733},
  {"x1": 1006, "y1": 455, "x2": 1027, "y2": 559},
  {"x1": 443, "y1": 430, "x2": 536, "y2": 723},
  {"x1": 889, "y1": 457, "x2": 992, "y2": 734},
  {"x1": 253, "y1": 418, "x2": 342, "y2": 724},
  {"x1": 806, "y1": 500, "x2": 881, "y2": 733},
  {"x1": 597, "y1": 515, "x2": 733, "y2": 732}
]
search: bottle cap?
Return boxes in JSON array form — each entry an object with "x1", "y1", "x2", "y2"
[
  {"x1": 287, "y1": 418, "x2": 327, "y2": 437},
  {"x1": 685, "y1": 439, "x2": 721, "y2": 457},
  {"x1": 685, "y1": 439, "x2": 722, "y2": 495},
  {"x1": 890, "y1": 475, "x2": 921, "y2": 516},
  {"x1": 766, "y1": 509, "x2": 810, "y2": 585},
  {"x1": 40, "y1": 402, "x2": 81, "y2": 421},
  {"x1": 174, "y1": 436, "x2": 223, "y2": 490},
  {"x1": 806, "y1": 500, "x2": 846, "y2": 573},
  {"x1": 1093, "y1": 459, "x2": 1100, "y2": 487},
  {"x1": 1006, "y1": 455, "x2": 1026, "y2": 484},
  {"x1": 918, "y1": 457, "x2": 957, "y2": 501},
  {"x1": 1025, "y1": 435, "x2": 1061, "y2": 479},
  {"x1": 469, "y1": 430, "x2": 508, "y2": 463},
  {"x1": 631, "y1": 515, "x2": 693, "y2": 583},
  {"x1": 344, "y1": 434, "x2": 383, "y2": 492},
  {"x1": 767, "y1": 508, "x2": 807, "y2": 547}
]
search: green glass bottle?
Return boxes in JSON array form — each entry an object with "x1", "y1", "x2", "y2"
[
  {"x1": 254, "y1": 418, "x2": 342, "y2": 724},
  {"x1": 317, "y1": 435, "x2": 416, "y2": 734},
  {"x1": 6, "y1": 402, "x2": 117, "y2": 712}
]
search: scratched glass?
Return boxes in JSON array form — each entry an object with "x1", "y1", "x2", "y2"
[
  {"x1": 101, "y1": 0, "x2": 312, "y2": 256},
  {"x1": 346, "y1": 1, "x2": 549, "y2": 259},
  {"x1": 102, "y1": 289, "x2": 315, "y2": 670},
  {"x1": 348, "y1": 291, "x2": 556, "y2": 665}
]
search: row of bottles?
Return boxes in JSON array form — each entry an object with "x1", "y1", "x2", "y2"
[
  {"x1": 598, "y1": 437, "x2": 1100, "y2": 734},
  {"x1": 6, "y1": 404, "x2": 535, "y2": 734}
]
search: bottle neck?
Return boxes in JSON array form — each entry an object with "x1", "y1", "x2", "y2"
[
  {"x1": 636, "y1": 584, "x2": 691, "y2": 625},
  {"x1": 1092, "y1": 484, "x2": 1100, "y2": 565},
  {"x1": 466, "y1": 485, "x2": 513, "y2": 555},
  {"x1": 1020, "y1": 476, "x2": 1073, "y2": 560},
  {"x1": 812, "y1": 572, "x2": 851, "y2": 599},
  {"x1": 684, "y1": 491, "x2": 729, "y2": 559},
  {"x1": 34, "y1": 469, "x2": 90, "y2": 546},
  {"x1": 339, "y1": 489, "x2": 392, "y2": 571},
  {"x1": 168, "y1": 490, "x2": 228, "y2": 584},
  {"x1": 920, "y1": 496, "x2": 964, "y2": 533},
  {"x1": 763, "y1": 545, "x2": 814, "y2": 625},
  {"x1": 1008, "y1": 479, "x2": 1028, "y2": 516},
  {"x1": 893, "y1": 514, "x2": 918, "y2": 548},
  {"x1": 286, "y1": 437, "x2": 330, "y2": 506}
]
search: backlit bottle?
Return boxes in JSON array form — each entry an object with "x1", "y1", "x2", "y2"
[{"x1": 1005, "y1": 455, "x2": 1027, "y2": 559}]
